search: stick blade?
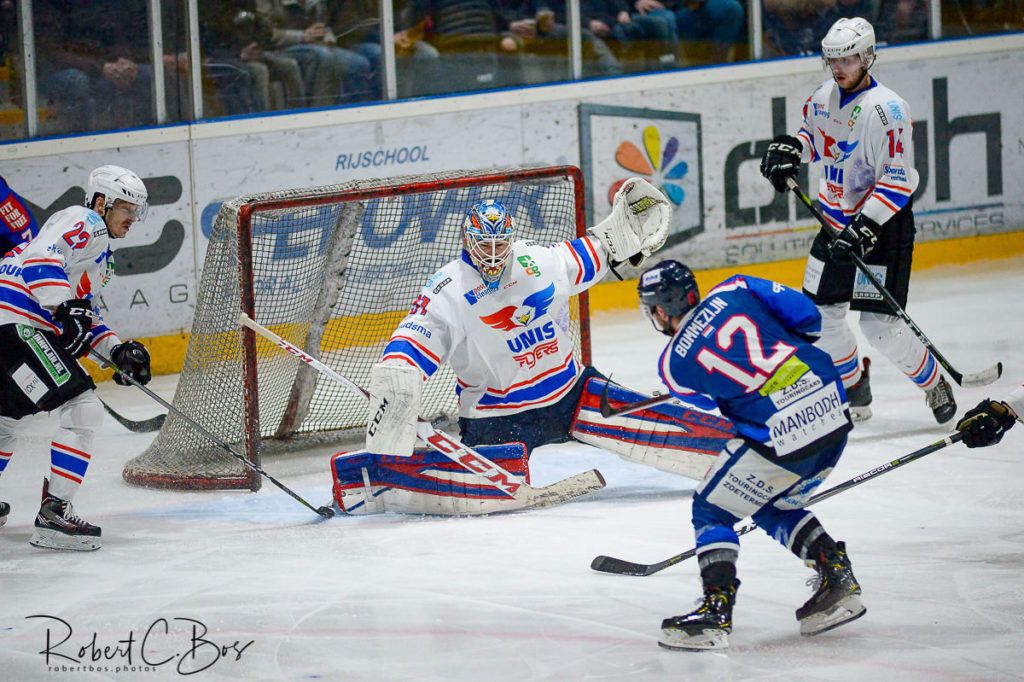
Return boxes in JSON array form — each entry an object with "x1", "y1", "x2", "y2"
[
  {"x1": 956, "y1": 361, "x2": 1002, "y2": 388},
  {"x1": 520, "y1": 469, "x2": 606, "y2": 509},
  {"x1": 590, "y1": 554, "x2": 655, "y2": 576},
  {"x1": 102, "y1": 401, "x2": 167, "y2": 433}
]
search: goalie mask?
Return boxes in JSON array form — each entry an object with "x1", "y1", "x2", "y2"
[
  {"x1": 638, "y1": 259, "x2": 700, "y2": 336},
  {"x1": 85, "y1": 165, "x2": 149, "y2": 222},
  {"x1": 463, "y1": 199, "x2": 515, "y2": 285}
]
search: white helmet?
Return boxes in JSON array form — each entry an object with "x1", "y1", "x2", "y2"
[
  {"x1": 821, "y1": 17, "x2": 876, "y2": 69},
  {"x1": 86, "y1": 165, "x2": 149, "y2": 221}
]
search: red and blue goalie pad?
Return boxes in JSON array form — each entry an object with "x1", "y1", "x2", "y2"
[
  {"x1": 332, "y1": 443, "x2": 529, "y2": 513},
  {"x1": 573, "y1": 378, "x2": 736, "y2": 456}
]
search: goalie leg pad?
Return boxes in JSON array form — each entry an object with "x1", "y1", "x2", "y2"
[
  {"x1": 571, "y1": 378, "x2": 736, "y2": 481},
  {"x1": 366, "y1": 361, "x2": 422, "y2": 456},
  {"x1": 332, "y1": 443, "x2": 531, "y2": 515}
]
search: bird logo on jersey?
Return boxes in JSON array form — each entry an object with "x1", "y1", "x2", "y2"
[
  {"x1": 479, "y1": 283, "x2": 555, "y2": 331},
  {"x1": 818, "y1": 128, "x2": 859, "y2": 163}
]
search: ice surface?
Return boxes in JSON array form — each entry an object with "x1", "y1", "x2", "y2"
[{"x1": 1, "y1": 258, "x2": 1022, "y2": 680}]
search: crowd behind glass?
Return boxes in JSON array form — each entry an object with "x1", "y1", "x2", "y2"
[{"x1": 0, "y1": 0, "x2": 1019, "y2": 141}]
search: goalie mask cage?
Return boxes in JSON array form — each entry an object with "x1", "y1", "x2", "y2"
[{"x1": 124, "y1": 166, "x2": 591, "y2": 490}]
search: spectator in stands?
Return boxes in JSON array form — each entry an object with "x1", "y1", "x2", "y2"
[
  {"x1": 256, "y1": 0, "x2": 375, "y2": 106},
  {"x1": 763, "y1": 0, "x2": 877, "y2": 56},
  {"x1": 875, "y1": 0, "x2": 929, "y2": 44},
  {"x1": 33, "y1": 0, "x2": 154, "y2": 134},
  {"x1": 329, "y1": 0, "x2": 385, "y2": 101},
  {"x1": 584, "y1": 0, "x2": 679, "y2": 71},
  {"x1": 668, "y1": 0, "x2": 745, "y2": 63},
  {"x1": 200, "y1": 5, "x2": 267, "y2": 114},
  {"x1": 504, "y1": 0, "x2": 623, "y2": 78},
  {"x1": 397, "y1": 0, "x2": 520, "y2": 94},
  {"x1": 763, "y1": 0, "x2": 836, "y2": 56},
  {"x1": 233, "y1": 7, "x2": 307, "y2": 110}
]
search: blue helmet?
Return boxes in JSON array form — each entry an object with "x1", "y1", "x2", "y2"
[
  {"x1": 637, "y1": 259, "x2": 700, "y2": 336},
  {"x1": 463, "y1": 199, "x2": 515, "y2": 284}
]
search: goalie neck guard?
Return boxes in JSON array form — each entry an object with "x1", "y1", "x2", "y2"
[{"x1": 463, "y1": 199, "x2": 515, "y2": 285}]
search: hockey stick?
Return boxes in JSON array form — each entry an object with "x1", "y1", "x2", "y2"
[
  {"x1": 238, "y1": 313, "x2": 606, "y2": 509},
  {"x1": 786, "y1": 177, "x2": 1001, "y2": 387},
  {"x1": 99, "y1": 398, "x2": 166, "y2": 433},
  {"x1": 598, "y1": 379, "x2": 674, "y2": 419},
  {"x1": 89, "y1": 349, "x2": 335, "y2": 519},
  {"x1": 591, "y1": 431, "x2": 964, "y2": 576}
]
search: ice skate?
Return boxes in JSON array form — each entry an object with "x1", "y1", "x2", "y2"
[
  {"x1": 845, "y1": 358, "x2": 872, "y2": 422},
  {"x1": 925, "y1": 375, "x2": 957, "y2": 425},
  {"x1": 0, "y1": 500, "x2": 9, "y2": 528},
  {"x1": 659, "y1": 580, "x2": 739, "y2": 651},
  {"x1": 29, "y1": 494, "x2": 101, "y2": 551},
  {"x1": 797, "y1": 541, "x2": 865, "y2": 636}
]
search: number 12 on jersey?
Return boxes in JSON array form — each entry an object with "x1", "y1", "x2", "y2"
[{"x1": 695, "y1": 315, "x2": 796, "y2": 392}]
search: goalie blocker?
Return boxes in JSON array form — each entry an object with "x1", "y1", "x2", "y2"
[{"x1": 332, "y1": 377, "x2": 735, "y2": 515}]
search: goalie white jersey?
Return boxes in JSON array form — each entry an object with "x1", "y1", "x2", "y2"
[
  {"x1": 796, "y1": 78, "x2": 919, "y2": 229},
  {"x1": 382, "y1": 237, "x2": 608, "y2": 418},
  {"x1": 0, "y1": 205, "x2": 122, "y2": 356}
]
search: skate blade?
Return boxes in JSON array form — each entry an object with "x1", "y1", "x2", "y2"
[
  {"x1": 800, "y1": 595, "x2": 865, "y2": 636},
  {"x1": 850, "y1": 406, "x2": 872, "y2": 422},
  {"x1": 658, "y1": 627, "x2": 729, "y2": 651},
  {"x1": 0, "y1": 515, "x2": 7, "y2": 529},
  {"x1": 29, "y1": 527, "x2": 101, "y2": 551}
]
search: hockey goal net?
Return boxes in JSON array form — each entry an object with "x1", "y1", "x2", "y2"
[{"x1": 124, "y1": 166, "x2": 591, "y2": 490}]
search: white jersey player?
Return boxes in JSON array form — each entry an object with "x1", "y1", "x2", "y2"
[
  {"x1": 760, "y1": 17, "x2": 957, "y2": 425},
  {"x1": 0, "y1": 165, "x2": 153, "y2": 550},
  {"x1": 332, "y1": 179, "x2": 741, "y2": 516}
]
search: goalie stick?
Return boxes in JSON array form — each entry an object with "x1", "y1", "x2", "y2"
[
  {"x1": 787, "y1": 176, "x2": 1001, "y2": 388},
  {"x1": 238, "y1": 313, "x2": 606, "y2": 509},
  {"x1": 100, "y1": 398, "x2": 166, "y2": 433},
  {"x1": 89, "y1": 349, "x2": 335, "y2": 519},
  {"x1": 591, "y1": 431, "x2": 964, "y2": 576},
  {"x1": 598, "y1": 379, "x2": 674, "y2": 418}
]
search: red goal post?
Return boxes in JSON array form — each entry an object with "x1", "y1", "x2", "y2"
[{"x1": 123, "y1": 166, "x2": 592, "y2": 491}]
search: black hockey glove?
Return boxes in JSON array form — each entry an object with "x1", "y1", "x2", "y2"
[
  {"x1": 760, "y1": 135, "x2": 803, "y2": 193},
  {"x1": 110, "y1": 340, "x2": 152, "y2": 386},
  {"x1": 955, "y1": 399, "x2": 1017, "y2": 448},
  {"x1": 829, "y1": 214, "x2": 880, "y2": 263},
  {"x1": 53, "y1": 299, "x2": 97, "y2": 358}
]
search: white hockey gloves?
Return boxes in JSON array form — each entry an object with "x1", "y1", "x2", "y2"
[
  {"x1": 366, "y1": 361, "x2": 423, "y2": 457},
  {"x1": 588, "y1": 177, "x2": 671, "y2": 267}
]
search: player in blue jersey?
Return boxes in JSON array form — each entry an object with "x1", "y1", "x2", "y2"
[
  {"x1": 0, "y1": 175, "x2": 40, "y2": 256},
  {"x1": 637, "y1": 259, "x2": 865, "y2": 651}
]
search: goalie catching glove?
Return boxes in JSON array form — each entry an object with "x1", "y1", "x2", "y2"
[
  {"x1": 366, "y1": 361, "x2": 423, "y2": 457},
  {"x1": 588, "y1": 177, "x2": 670, "y2": 267}
]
